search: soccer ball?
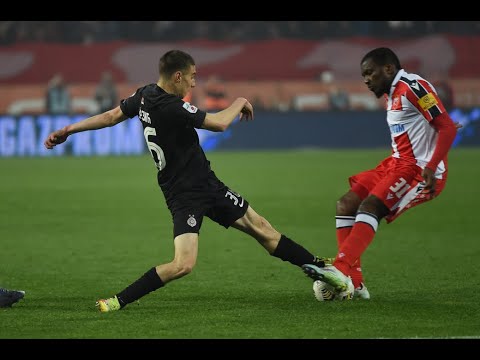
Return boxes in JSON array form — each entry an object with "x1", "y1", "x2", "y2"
[
  {"x1": 313, "y1": 280, "x2": 335, "y2": 301},
  {"x1": 313, "y1": 280, "x2": 353, "y2": 301}
]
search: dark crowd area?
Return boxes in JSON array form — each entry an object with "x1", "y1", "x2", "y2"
[{"x1": 1, "y1": 21, "x2": 480, "y2": 45}]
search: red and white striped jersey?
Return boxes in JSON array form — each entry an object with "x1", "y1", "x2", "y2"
[{"x1": 386, "y1": 69, "x2": 448, "y2": 178}]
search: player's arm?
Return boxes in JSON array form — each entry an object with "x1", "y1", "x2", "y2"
[
  {"x1": 422, "y1": 112, "x2": 458, "y2": 193},
  {"x1": 202, "y1": 97, "x2": 253, "y2": 132},
  {"x1": 44, "y1": 106, "x2": 128, "y2": 149}
]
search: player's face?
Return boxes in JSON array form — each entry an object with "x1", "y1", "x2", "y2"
[
  {"x1": 178, "y1": 65, "x2": 197, "y2": 98},
  {"x1": 361, "y1": 58, "x2": 391, "y2": 98}
]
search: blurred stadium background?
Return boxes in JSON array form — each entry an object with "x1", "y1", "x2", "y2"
[
  {"x1": 1, "y1": 21, "x2": 479, "y2": 340},
  {"x1": 0, "y1": 21, "x2": 479, "y2": 156}
]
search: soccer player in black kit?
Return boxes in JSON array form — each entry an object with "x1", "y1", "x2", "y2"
[{"x1": 44, "y1": 50, "x2": 329, "y2": 312}]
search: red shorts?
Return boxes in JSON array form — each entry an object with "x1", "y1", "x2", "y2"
[{"x1": 349, "y1": 157, "x2": 447, "y2": 223}]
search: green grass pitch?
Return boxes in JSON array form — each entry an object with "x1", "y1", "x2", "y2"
[{"x1": 1, "y1": 148, "x2": 479, "y2": 339}]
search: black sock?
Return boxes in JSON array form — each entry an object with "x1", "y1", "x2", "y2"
[
  {"x1": 272, "y1": 235, "x2": 325, "y2": 268},
  {"x1": 116, "y1": 267, "x2": 164, "y2": 308}
]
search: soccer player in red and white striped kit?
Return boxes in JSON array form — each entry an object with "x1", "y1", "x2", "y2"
[{"x1": 303, "y1": 47, "x2": 459, "y2": 300}]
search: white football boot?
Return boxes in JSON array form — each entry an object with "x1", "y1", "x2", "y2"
[{"x1": 354, "y1": 282, "x2": 370, "y2": 300}]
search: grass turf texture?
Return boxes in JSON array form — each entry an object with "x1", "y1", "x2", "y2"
[{"x1": 1, "y1": 148, "x2": 479, "y2": 339}]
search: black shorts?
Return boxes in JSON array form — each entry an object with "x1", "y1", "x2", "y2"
[{"x1": 167, "y1": 174, "x2": 249, "y2": 238}]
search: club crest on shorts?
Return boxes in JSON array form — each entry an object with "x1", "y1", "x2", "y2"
[{"x1": 187, "y1": 214, "x2": 197, "y2": 227}]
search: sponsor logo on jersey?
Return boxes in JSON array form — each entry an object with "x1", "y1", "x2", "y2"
[
  {"x1": 183, "y1": 102, "x2": 198, "y2": 113},
  {"x1": 389, "y1": 123, "x2": 405, "y2": 134},
  {"x1": 418, "y1": 93, "x2": 438, "y2": 111}
]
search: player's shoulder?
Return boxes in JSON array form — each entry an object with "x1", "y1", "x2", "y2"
[
  {"x1": 140, "y1": 84, "x2": 179, "y2": 106},
  {"x1": 398, "y1": 70, "x2": 434, "y2": 95},
  {"x1": 399, "y1": 70, "x2": 424, "y2": 84},
  {"x1": 137, "y1": 83, "x2": 163, "y2": 97}
]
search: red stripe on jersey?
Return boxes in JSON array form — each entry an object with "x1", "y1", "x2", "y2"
[
  {"x1": 393, "y1": 131, "x2": 416, "y2": 162},
  {"x1": 392, "y1": 82, "x2": 408, "y2": 110}
]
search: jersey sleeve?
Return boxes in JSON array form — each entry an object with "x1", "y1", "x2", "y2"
[
  {"x1": 167, "y1": 99, "x2": 207, "y2": 129},
  {"x1": 119, "y1": 88, "x2": 143, "y2": 118},
  {"x1": 426, "y1": 111, "x2": 457, "y2": 171},
  {"x1": 404, "y1": 79, "x2": 447, "y2": 122}
]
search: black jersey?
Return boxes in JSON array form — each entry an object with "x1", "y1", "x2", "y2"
[{"x1": 120, "y1": 83, "x2": 210, "y2": 199}]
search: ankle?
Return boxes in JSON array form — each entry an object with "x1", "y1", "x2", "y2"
[{"x1": 332, "y1": 260, "x2": 350, "y2": 277}]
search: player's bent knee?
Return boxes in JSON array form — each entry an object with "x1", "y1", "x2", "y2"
[
  {"x1": 359, "y1": 195, "x2": 389, "y2": 218},
  {"x1": 337, "y1": 192, "x2": 362, "y2": 215},
  {"x1": 172, "y1": 259, "x2": 196, "y2": 277},
  {"x1": 176, "y1": 264, "x2": 194, "y2": 277},
  {"x1": 336, "y1": 198, "x2": 354, "y2": 215}
]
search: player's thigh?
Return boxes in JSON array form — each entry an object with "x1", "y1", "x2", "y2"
[
  {"x1": 231, "y1": 205, "x2": 261, "y2": 235},
  {"x1": 349, "y1": 157, "x2": 392, "y2": 198},
  {"x1": 173, "y1": 232, "x2": 199, "y2": 266}
]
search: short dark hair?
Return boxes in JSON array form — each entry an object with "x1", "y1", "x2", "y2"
[
  {"x1": 159, "y1": 50, "x2": 195, "y2": 78},
  {"x1": 361, "y1": 47, "x2": 402, "y2": 70}
]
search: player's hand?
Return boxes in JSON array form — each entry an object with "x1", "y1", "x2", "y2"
[
  {"x1": 44, "y1": 127, "x2": 69, "y2": 149},
  {"x1": 239, "y1": 101, "x2": 253, "y2": 121},
  {"x1": 421, "y1": 167, "x2": 436, "y2": 194},
  {"x1": 454, "y1": 122, "x2": 463, "y2": 130}
]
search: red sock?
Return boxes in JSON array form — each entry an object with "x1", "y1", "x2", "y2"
[
  {"x1": 334, "y1": 212, "x2": 378, "y2": 281},
  {"x1": 350, "y1": 262, "x2": 364, "y2": 289},
  {"x1": 336, "y1": 216, "x2": 355, "y2": 249},
  {"x1": 336, "y1": 216, "x2": 363, "y2": 287}
]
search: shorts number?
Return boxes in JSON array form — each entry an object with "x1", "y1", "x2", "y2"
[{"x1": 389, "y1": 177, "x2": 411, "y2": 198}]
